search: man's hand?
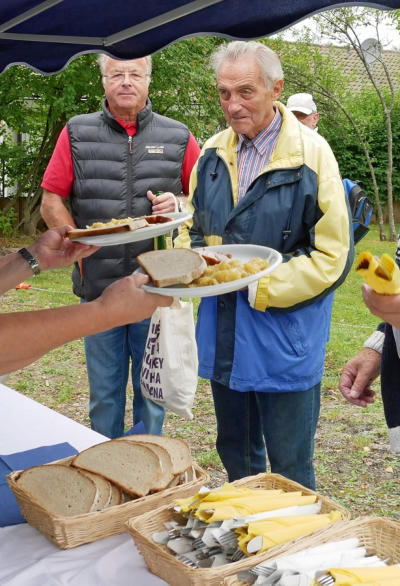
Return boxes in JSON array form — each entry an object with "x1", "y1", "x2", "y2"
[
  {"x1": 28, "y1": 226, "x2": 99, "y2": 271},
  {"x1": 147, "y1": 190, "x2": 177, "y2": 214},
  {"x1": 362, "y1": 283, "x2": 400, "y2": 329},
  {"x1": 97, "y1": 273, "x2": 173, "y2": 326},
  {"x1": 338, "y1": 347, "x2": 381, "y2": 407}
]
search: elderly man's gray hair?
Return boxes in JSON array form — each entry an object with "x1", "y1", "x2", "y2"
[
  {"x1": 210, "y1": 41, "x2": 283, "y2": 89},
  {"x1": 97, "y1": 54, "x2": 152, "y2": 78}
]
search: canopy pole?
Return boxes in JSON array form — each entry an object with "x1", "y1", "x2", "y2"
[{"x1": 0, "y1": 0, "x2": 63, "y2": 33}]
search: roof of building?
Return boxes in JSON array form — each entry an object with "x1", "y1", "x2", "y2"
[{"x1": 318, "y1": 44, "x2": 400, "y2": 91}]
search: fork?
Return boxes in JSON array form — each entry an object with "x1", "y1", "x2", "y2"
[
  {"x1": 176, "y1": 554, "x2": 199, "y2": 568},
  {"x1": 192, "y1": 537, "x2": 209, "y2": 550},
  {"x1": 215, "y1": 531, "x2": 239, "y2": 553},
  {"x1": 316, "y1": 575, "x2": 335, "y2": 585},
  {"x1": 250, "y1": 563, "x2": 276, "y2": 577},
  {"x1": 229, "y1": 547, "x2": 247, "y2": 562},
  {"x1": 195, "y1": 545, "x2": 223, "y2": 559},
  {"x1": 236, "y1": 569, "x2": 257, "y2": 583}
]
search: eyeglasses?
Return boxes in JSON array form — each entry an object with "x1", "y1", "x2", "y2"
[{"x1": 103, "y1": 72, "x2": 149, "y2": 84}]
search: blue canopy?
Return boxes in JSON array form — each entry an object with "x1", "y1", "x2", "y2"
[{"x1": 1, "y1": 0, "x2": 399, "y2": 74}]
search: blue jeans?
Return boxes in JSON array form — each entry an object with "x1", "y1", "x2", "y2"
[
  {"x1": 84, "y1": 318, "x2": 165, "y2": 438},
  {"x1": 210, "y1": 380, "x2": 321, "y2": 490}
]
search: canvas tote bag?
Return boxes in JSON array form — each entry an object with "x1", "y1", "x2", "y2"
[{"x1": 140, "y1": 299, "x2": 198, "y2": 420}]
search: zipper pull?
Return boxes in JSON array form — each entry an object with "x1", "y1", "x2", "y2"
[{"x1": 128, "y1": 136, "x2": 133, "y2": 154}]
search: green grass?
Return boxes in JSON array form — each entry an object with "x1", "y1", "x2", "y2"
[
  {"x1": 314, "y1": 226, "x2": 400, "y2": 516},
  {"x1": 2, "y1": 225, "x2": 400, "y2": 516}
]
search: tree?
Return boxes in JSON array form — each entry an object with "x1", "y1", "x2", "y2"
[
  {"x1": 274, "y1": 8, "x2": 399, "y2": 241},
  {"x1": 272, "y1": 36, "x2": 387, "y2": 239},
  {"x1": 150, "y1": 37, "x2": 225, "y2": 144},
  {"x1": 0, "y1": 38, "x2": 225, "y2": 235},
  {"x1": 0, "y1": 54, "x2": 103, "y2": 235},
  {"x1": 318, "y1": 8, "x2": 398, "y2": 241}
]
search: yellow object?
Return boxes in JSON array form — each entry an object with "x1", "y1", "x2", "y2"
[
  {"x1": 345, "y1": 582, "x2": 400, "y2": 586},
  {"x1": 173, "y1": 484, "x2": 283, "y2": 513},
  {"x1": 174, "y1": 484, "x2": 317, "y2": 522},
  {"x1": 236, "y1": 510, "x2": 342, "y2": 554},
  {"x1": 322, "y1": 565, "x2": 400, "y2": 584},
  {"x1": 87, "y1": 217, "x2": 135, "y2": 228},
  {"x1": 356, "y1": 251, "x2": 400, "y2": 294},
  {"x1": 195, "y1": 485, "x2": 282, "y2": 503},
  {"x1": 188, "y1": 257, "x2": 268, "y2": 287},
  {"x1": 195, "y1": 492, "x2": 317, "y2": 522}
]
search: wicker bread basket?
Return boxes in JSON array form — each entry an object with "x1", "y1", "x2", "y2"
[
  {"x1": 126, "y1": 472, "x2": 350, "y2": 586},
  {"x1": 223, "y1": 516, "x2": 400, "y2": 585},
  {"x1": 7, "y1": 458, "x2": 209, "y2": 549}
]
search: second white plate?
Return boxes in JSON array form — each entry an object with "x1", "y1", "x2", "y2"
[
  {"x1": 70, "y1": 212, "x2": 191, "y2": 246},
  {"x1": 141, "y1": 244, "x2": 282, "y2": 298}
]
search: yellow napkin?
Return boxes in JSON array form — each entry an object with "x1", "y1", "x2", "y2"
[
  {"x1": 336, "y1": 582, "x2": 400, "y2": 586},
  {"x1": 356, "y1": 251, "x2": 400, "y2": 294},
  {"x1": 324, "y1": 565, "x2": 400, "y2": 584},
  {"x1": 236, "y1": 510, "x2": 342, "y2": 554},
  {"x1": 345, "y1": 582, "x2": 400, "y2": 586},
  {"x1": 198, "y1": 485, "x2": 283, "y2": 503},
  {"x1": 195, "y1": 492, "x2": 317, "y2": 522},
  {"x1": 174, "y1": 484, "x2": 283, "y2": 513}
]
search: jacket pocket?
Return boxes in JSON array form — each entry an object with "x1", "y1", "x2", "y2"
[
  {"x1": 275, "y1": 311, "x2": 309, "y2": 357},
  {"x1": 273, "y1": 298, "x2": 332, "y2": 358}
]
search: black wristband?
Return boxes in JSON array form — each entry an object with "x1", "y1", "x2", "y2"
[{"x1": 18, "y1": 247, "x2": 40, "y2": 276}]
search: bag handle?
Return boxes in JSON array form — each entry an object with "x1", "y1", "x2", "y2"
[{"x1": 171, "y1": 297, "x2": 183, "y2": 309}]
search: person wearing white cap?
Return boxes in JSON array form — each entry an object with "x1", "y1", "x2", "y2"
[{"x1": 286, "y1": 92, "x2": 319, "y2": 130}]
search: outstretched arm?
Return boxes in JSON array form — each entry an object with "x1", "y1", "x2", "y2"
[
  {"x1": 0, "y1": 226, "x2": 97, "y2": 295},
  {"x1": 0, "y1": 273, "x2": 172, "y2": 375}
]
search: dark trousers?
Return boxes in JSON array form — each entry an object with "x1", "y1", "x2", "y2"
[{"x1": 211, "y1": 380, "x2": 321, "y2": 490}]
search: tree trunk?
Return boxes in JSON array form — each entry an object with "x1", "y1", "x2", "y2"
[
  {"x1": 385, "y1": 112, "x2": 396, "y2": 241},
  {"x1": 16, "y1": 115, "x2": 63, "y2": 235}
]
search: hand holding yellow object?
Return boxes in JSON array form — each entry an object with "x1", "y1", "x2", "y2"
[{"x1": 356, "y1": 251, "x2": 400, "y2": 294}]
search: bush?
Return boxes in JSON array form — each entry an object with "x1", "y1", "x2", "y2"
[
  {"x1": 0, "y1": 207, "x2": 17, "y2": 237},
  {"x1": 321, "y1": 89, "x2": 400, "y2": 204}
]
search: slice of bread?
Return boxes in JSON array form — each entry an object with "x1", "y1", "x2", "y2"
[
  {"x1": 122, "y1": 435, "x2": 192, "y2": 475},
  {"x1": 71, "y1": 440, "x2": 163, "y2": 497},
  {"x1": 16, "y1": 464, "x2": 98, "y2": 517},
  {"x1": 108, "y1": 482, "x2": 123, "y2": 507},
  {"x1": 164, "y1": 473, "x2": 181, "y2": 489},
  {"x1": 79, "y1": 470, "x2": 112, "y2": 511},
  {"x1": 180, "y1": 465, "x2": 196, "y2": 483},
  {"x1": 130, "y1": 441, "x2": 173, "y2": 491},
  {"x1": 137, "y1": 248, "x2": 206, "y2": 287}
]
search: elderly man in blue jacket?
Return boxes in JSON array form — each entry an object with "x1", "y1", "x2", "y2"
[{"x1": 176, "y1": 41, "x2": 354, "y2": 490}]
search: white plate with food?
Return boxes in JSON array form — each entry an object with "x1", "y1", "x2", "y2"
[
  {"x1": 139, "y1": 244, "x2": 282, "y2": 298},
  {"x1": 67, "y1": 212, "x2": 192, "y2": 246}
]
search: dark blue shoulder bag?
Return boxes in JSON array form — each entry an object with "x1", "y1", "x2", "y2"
[{"x1": 343, "y1": 178, "x2": 374, "y2": 244}]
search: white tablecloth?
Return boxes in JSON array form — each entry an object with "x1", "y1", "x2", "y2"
[{"x1": 0, "y1": 383, "x2": 167, "y2": 586}]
